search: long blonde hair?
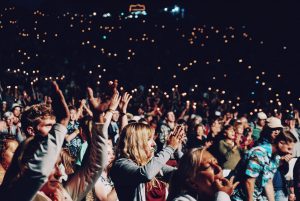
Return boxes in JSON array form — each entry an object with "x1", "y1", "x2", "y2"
[
  {"x1": 167, "y1": 147, "x2": 206, "y2": 200},
  {"x1": 116, "y1": 123, "x2": 153, "y2": 165},
  {"x1": 115, "y1": 123, "x2": 166, "y2": 192}
]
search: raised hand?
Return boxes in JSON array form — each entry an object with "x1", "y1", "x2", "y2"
[
  {"x1": 167, "y1": 125, "x2": 185, "y2": 150},
  {"x1": 108, "y1": 90, "x2": 121, "y2": 111},
  {"x1": 87, "y1": 87, "x2": 108, "y2": 122},
  {"x1": 215, "y1": 176, "x2": 239, "y2": 196},
  {"x1": 119, "y1": 92, "x2": 132, "y2": 113},
  {"x1": 51, "y1": 81, "x2": 70, "y2": 126}
]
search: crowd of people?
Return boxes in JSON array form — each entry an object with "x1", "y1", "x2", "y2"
[
  {"x1": 0, "y1": 2, "x2": 300, "y2": 201},
  {"x1": 0, "y1": 79, "x2": 299, "y2": 201}
]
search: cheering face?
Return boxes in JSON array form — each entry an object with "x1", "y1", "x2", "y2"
[{"x1": 192, "y1": 151, "x2": 223, "y2": 197}]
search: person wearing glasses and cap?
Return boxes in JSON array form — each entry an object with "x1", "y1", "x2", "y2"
[{"x1": 257, "y1": 117, "x2": 284, "y2": 144}]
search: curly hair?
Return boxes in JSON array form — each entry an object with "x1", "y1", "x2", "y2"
[{"x1": 21, "y1": 103, "x2": 55, "y2": 137}]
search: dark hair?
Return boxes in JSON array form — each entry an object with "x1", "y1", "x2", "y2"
[
  {"x1": 257, "y1": 125, "x2": 282, "y2": 144},
  {"x1": 68, "y1": 105, "x2": 77, "y2": 111}
]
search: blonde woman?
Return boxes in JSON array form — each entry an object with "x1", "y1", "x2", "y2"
[
  {"x1": 168, "y1": 148, "x2": 239, "y2": 201},
  {"x1": 110, "y1": 123, "x2": 184, "y2": 201}
]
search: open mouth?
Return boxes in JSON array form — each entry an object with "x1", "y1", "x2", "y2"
[{"x1": 49, "y1": 180, "x2": 60, "y2": 185}]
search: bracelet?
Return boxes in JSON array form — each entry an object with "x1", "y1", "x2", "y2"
[
  {"x1": 106, "y1": 108, "x2": 115, "y2": 113},
  {"x1": 120, "y1": 112, "x2": 126, "y2": 116}
]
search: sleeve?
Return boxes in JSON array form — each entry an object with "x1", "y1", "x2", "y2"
[
  {"x1": 65, "y1": 123, "x2": 108, "y2": 201},
  {"x1": 215, "y1": 191, "x2": 230, "y2": 201},
  {"x1": 0, "y1": 123, "x2": 67, "y2": 201},
  {"x1": 111, "y1": 146, "x2": 175, "y2": 186},
  {"x1": 245, "y1": 149, "x2": 264, "y2": 178},
  {"x1": 160, "y1": 164, "x2": 177, "y2": 182}
]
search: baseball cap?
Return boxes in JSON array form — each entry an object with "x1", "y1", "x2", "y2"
[
  {"x1": 257, "y1": 112, "x2": 267, "y2": 120},
  {"x1": 266, "y1": 117, "x2": 283, "y2": 129}
]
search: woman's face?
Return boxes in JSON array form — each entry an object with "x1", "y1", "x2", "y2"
[
  {"x1": 196, "y1": 126, "x2": 204, "y2": 137},
  {"x1": 146, "y1": 135, "x2": 156, "y2": 159},
  {"x1": 225, "y1": 127, "x2": 235, "y2": 140},
  {"x1": 70, "y1": 109, "x2": 77, "y2": 121},
  {"x1": 271, "y1": 128, "x2": 281, "y2": 141},
  {"x1": 107, "y1": 145, "x2": 115, "y2": 165},
  {"x1": 192, "y1": 151, "x2": 223, "y2": 197},
  {"x1": 2, "y1": 141, "x2": 18, "y2": 167},
  {"x1": 235, "y1": 126, "x2": 244, "y2": 135}
]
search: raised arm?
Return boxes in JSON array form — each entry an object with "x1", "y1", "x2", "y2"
[
  {"x1": 51, "y1": 81, "x2": 70, "y2": 127},
  {"x1": 65, "y1": 87, "x2": 121, "y2": 201},
  {"x1": 0, "y1": 81, "x2": 69, "y2": 201}
]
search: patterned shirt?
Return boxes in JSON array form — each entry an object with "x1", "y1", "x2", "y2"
[
  {"x1": 65, "y1": 121, "x2": 82, "y2": 158},
  {"x1": 232, "y1": 143, "x2": 280, "y2": 201}
]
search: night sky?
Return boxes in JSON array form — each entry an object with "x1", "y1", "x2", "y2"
[{"x1": 1, "y1": 0, "x2": 300, "y2": 113}]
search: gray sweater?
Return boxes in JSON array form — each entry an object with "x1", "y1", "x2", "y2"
[
  {"x1": 0, "y1": 123, "x2": 67, "y2": 201},
  {"x1": 111, "y1": 146, "x2": 176, "y2": 201}
]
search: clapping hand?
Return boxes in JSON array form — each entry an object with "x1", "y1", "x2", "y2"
[{"x1": 167, "y1": 125, "x2": 185, "y2": 150}]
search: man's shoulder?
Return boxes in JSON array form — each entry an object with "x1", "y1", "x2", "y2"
[{"x1": 247, "y1": 144, "x2": 270, "y2": 159}]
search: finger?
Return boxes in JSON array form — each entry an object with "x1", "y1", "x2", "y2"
[
  {"x1": 174, "y1": 126, "x2": 184, "y2": 138},
  {"x1": 232, "y1": 181, "x2": 240, "y2": 189},
  {"x1": 51, "y1": 81, "x2": 59, "y2": 92},
  {"x1": 220, "y1": 177, "x2": 230, "y2": 185},
  {"x1": 173, "y1": 126, "x2": 180, "y2": 136},
  {"x1": 229, "y1": 176, "x2": 235, "y2": 184},
  {"x1": 214, "y1": 179, "x2": 223, "y2": 189},
  {"x1": 117, "y1": 96, "x2": 121, "y2": 104},
  {"x1": 126, "y1": 95, "x2": 132, "y2": 103}
]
